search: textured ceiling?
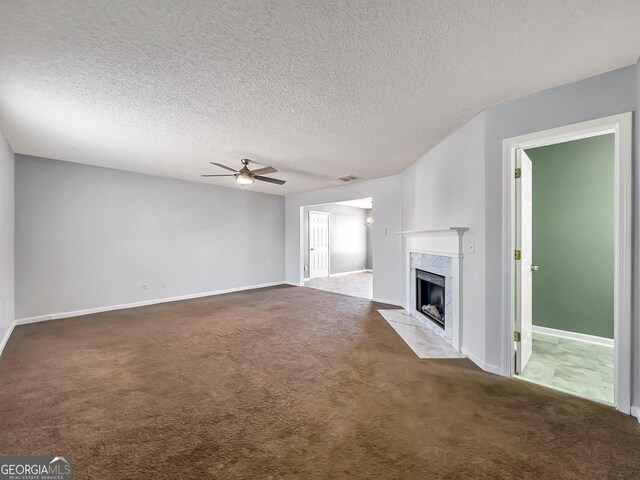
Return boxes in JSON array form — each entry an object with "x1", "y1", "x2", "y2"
[{"x1": 0, "y1": 1, "x2": 639, "y2": 195}]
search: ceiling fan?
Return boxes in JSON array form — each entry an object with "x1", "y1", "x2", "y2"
[{"x1": 202, "y1": 159, "x2": 286, "y2": 186}]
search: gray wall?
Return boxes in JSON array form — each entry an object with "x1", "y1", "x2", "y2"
[
  {"x1": 286, "y1": 175, "x2": 403, "y2": 305},
  {"x1": 0, "y1": 129, "x2": 14, "y2": 351},
  {"x1": 303, "y1": 204, "x2": 367, "y2": 276},
  {"x1": 15, "y1": 156, "x2": 285, "y2": 319}
]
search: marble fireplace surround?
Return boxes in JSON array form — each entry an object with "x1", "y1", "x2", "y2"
[{"x1": 400, "y1": 227, "x2": 468, "y2": 351}]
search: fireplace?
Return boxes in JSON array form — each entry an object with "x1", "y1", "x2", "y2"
[
  {"x1": 407, "y1": 242, "x2": 463, "y2": 348},
  {"x1": 415, "y1": 269, "x2": 445, "y2": 329}
]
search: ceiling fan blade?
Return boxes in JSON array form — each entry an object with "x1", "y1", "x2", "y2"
[
  {"x1": 201, "y1": 174, "x2": 235, "y2": 177},
  {"x1": 254, "y1": 175, "x2": 286, "y2": 185},
  {"x1": 250, "y1": 166, "x2": 277, "y2": 175},
  {"x1": 210, "y1": 162, "x2": 238, "y2": 173}
]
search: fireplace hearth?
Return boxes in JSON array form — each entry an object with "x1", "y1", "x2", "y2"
[{"x1": 415, "y1": 269, "x2": 445, "y2": 329}]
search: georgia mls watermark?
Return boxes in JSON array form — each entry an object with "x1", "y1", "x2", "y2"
[{"x1": 0, "y1": 456, "x2": 72, "y2": 480}]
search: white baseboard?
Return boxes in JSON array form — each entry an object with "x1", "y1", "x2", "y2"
[
  {"x1": 372, "y1": 297, "x2": 403, "y2": 307},
  {"x1": 0, "y1": 320, "x2": 16, "y2": 357},
  {"x1": 461, "y1": 347, "x2": 503, "y2": 376},
  {"x1": 461, "y1": 347, "x2": 482, "y2": 369},
  {"x1": 364, "y1": 269, "x2": 373, "y2": 272},
  {"x1": 15, "y1": 281, "x2": 286, "y2": 326},
  {"x1": 329, "y1": 269, "x2": 366, "y2": 277},
  {"x1": 533, "y1": 325, "x2": 614, "y2": 347},
  {"x1": 631, "y1": 406, "x2": 640, "y2": 422},
  {"x1": 285, "y1": 281, "x2": 304, "y2": 287}
]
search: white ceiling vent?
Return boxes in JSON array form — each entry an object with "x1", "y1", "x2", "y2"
[{"x1": 337, "y1": 174, "x2": 360, "y2": 182}]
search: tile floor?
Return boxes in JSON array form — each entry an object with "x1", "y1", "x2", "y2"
[
  {"x1": 517, "y1": 332, "x2": 614, "y2": 405},
  {"x1": 304, "y1": 271, "x2": 373, "y2": 299},
  {"x1": 377, "y1": 309, "x2": 465, "y2": 359}
]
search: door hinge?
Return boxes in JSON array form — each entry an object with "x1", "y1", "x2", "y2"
[
  {"x1": 514, "y1": 331, "x2": 521, "y2": 342},
  {"x1": 514, "y1": 249, "x2": 521, "y2": 261},
  {"x1": 515, "y1": 167, "x2": 521, "y2": 179}
]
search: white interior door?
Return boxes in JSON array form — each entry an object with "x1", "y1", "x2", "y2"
[
  {"x1": 515, "y1": 149, "x2": 533, "y2": 373},
  {"x1": 309, "y1": 211, "x2": 330, "y2": 278}
]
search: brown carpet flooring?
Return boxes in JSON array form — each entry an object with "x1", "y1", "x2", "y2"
[{"x1": 1, "y1": 285, "x2": 639, "y2": 479}]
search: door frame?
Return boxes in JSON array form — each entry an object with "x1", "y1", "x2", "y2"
[
  {"x1": 501, "y1": 112, "x2": 632, "y2": 414},
  {"x1": 308, "y1": 210, "x2": 331, "y2": 278}
]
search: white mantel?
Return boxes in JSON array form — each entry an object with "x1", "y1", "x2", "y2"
[
  {"x1": 400, "y1": 227, "x2": 468, "y2": 351},
  {"x1": 399, "y1": 227, "x2": 469, "y2": 259}
]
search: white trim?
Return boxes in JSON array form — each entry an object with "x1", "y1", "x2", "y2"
[
  {"x1": 532, "y1": 325, "x2": 614, "y2": 347},
  {"x1": 303, "y1": 277, "x2": 310, "y2": 281},
  {"x1": 0, "y1": 321, "x2": 16, "y2": 356},
  {"x1": 372, "y1": 297, "x2": 404, "y2": 307},
  {"x1": 631, "y1": 406, "x2": 640, "y2": 422},
  {"x1": 329, "y1": 269, "x2": 366, "y2": 277},
  {"x1": 364, "y1": 269, "x2": 373, "y2": 273},
  {"x1": 15, "y1": 281, "x2": 286, "y2": 326},
  {"x1": 286, "y1": 281, "x2": 304, "y2": 287},
  {"x1": 298, "y1": 206, "x2": 305, "y2": 285},
  {"x1": 502, "y1": 112, "x2": 633, "y2": 415},
  {"x1": 461, "y1": 347, "x2": 502, "y2": 375}
]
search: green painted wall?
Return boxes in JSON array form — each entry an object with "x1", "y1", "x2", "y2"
[{"x1": 526, "y1": 134, "x2": 614, "y2": 339}]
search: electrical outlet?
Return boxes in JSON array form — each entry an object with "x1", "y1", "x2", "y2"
[
  {"x1": 142, "y1": 284, "x2": 149, "y2": 290},
  {"x1": 304, "y1": 266, "x2": 308, "y2": 272},
  {"x1": 161, "y1": 281, "x2": 167, "y2": 288}
]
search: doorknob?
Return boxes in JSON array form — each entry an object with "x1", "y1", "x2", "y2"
[{"x1": 531, "y1": 265, "x2": 539, "y2": 271}]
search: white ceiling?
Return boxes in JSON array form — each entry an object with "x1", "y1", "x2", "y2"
[
  {"x1": 0, "y1": 1, "x2": 639, "y2": 195},
  {"x1": 332, "y1": 198, "x2": 373, "y2": 210}
]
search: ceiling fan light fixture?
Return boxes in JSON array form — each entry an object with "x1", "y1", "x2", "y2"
[
  {"x1": 204, "y1": 158, "x2": 284, "y2": 186},
  {"x1": 235, "y1": 172, "x2": 254, "y2": 185}
]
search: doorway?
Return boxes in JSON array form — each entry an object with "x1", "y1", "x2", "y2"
[
  {"x1": 502, "y1": 113, "x2": 632, "y2": 413},
  {"x1": 302, "y1": 198, "x2": 373, "y2": 299},
  {"x1": 516, "y1": 135, "x2": 615, "y2": 404}
]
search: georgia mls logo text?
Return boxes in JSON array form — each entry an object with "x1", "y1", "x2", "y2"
[{"x1": 0, "y1": 456, "x2": 72, "y2": 480}]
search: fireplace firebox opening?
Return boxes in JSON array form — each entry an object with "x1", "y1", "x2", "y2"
[{"x1": 416, "y1": 269, "x2": 445, "y2": 328}]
